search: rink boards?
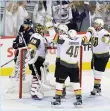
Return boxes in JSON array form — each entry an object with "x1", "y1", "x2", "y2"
[{"x1": 1, "y1": 34, "x2": 110, "y2": 76}]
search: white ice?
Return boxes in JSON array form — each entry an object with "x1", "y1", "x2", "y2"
[{"x1": 1, "y1": 70, "x2": 110, "y2": 111}]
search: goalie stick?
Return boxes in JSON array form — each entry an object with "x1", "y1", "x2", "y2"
[{"x1": 0, "y1": 57, "x2": 16, "y2": 67}]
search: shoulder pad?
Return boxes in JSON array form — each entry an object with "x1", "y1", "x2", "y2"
[{"x1": 31, "y1": 33, "x2": 42, "y2": 40}]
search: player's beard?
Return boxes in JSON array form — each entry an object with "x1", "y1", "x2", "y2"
[{"x1": 24, "y1": 26, "x2": 29, "y2": 31}]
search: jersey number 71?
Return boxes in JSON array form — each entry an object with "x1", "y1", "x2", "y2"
[{"x1": 66, "y1": 46, "x2": 79, "y2": 57}]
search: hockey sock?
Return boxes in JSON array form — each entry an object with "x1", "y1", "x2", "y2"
[
  {"x1": 71, "y1": 82, "x2": 82, "y2": 96},
  {"x1": 94, "y1": 70, "x2": 103, "y2": 89},
  {"x1": 55, "y1": 82, "x2": 63, "y2": 96},
  {"x1": 94, "y1": 79, "x2": 101, "y2": 88},
  {"x1": 56, "y1": 89, "x2": 62, "y2": 96},
  {"x1": 74, "y1": 89, "x2": 82, "y2": 96}
]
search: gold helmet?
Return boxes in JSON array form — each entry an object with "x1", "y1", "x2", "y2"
[{"x1": 35, "y1": 24, "x2": 47, "y2": 34}]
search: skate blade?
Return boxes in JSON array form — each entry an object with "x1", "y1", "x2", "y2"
[
  {"x1": 51, "y1": 104, "x2": 62, "y2": 109},
  {"x1": 32, "y1": 98, "x2": 42, "y2": 100},
  {"x1": 32, "y1": 97, "x2": 42, "y2": 100},
  {"x1": 74, "y1": 104, "x2": 83, "y2": 108},
  {"x1": 96, "y1": 93, "x2": 102, "y2": 96},
  {"x1": 90, "y1": 93, "x2": 102, "y2": 98}
]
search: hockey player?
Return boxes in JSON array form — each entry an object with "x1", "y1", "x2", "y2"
[
  {"x1": 12, "y1": 18, "x2": 34, "y2": 80},
  {"x1": 53, "y1": 24, "x2": 68, "y2": 99},
  {"x1": 27, "y1": 24, "x2": 48, "y2": 99},
  {"x1": 12, "y1": 18, "x2": 35, "y2": 62},
  {"x1": 51, "y1": 29, "x2": 88, "y2": 106},
  {"x1": 85, "y1": 19, "x2": 110, "y2": 96}
]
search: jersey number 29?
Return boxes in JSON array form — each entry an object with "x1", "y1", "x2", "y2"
[{"x1": 66, "y1": 46, "x2": 79, "y2": 57}]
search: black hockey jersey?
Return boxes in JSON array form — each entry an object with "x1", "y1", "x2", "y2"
[{"x1": 13, "y1": 25, "x2": 35, "y2": 49}]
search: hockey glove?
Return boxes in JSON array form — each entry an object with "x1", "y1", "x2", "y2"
[
  {"x1": 101, "y1": 34, "x2": 110, "y2": 45},
  {"x1": 19, "y1": 25, "x2": 24, "y2": 32},
  {"x1": 49, "y1": 41, "x2": 56, "y2": 48},
  {"x1": 87, "y1": 27, "x2": 96, "y2": 36},
  {"x1": 12, "y1": 41, "x2": 18, "y2": 49}
]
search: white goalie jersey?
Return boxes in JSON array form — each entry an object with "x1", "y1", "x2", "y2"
[
  {"x1": 58, "y1": 36, "x2": 82, "y2": 68},
  {"x1": 86, "y1": 27, "x2": 110, "y2": 55},
  {"x1": 29, "y1": 33, "x2": 47, "y2": 59}
]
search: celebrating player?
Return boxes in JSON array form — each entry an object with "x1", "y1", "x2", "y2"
[
  {"x1": 53, "y1": 24, "x2": 69, "y2": 99},
  {"x1": 28, "y1": 24, "x2": 48, "y2": 100},
  {"x1": 85, "y1": 19, "x2": 110, "y2": 96},
  {"x1": 51, "y1": 29, "x2": 88, "y2": 106}
]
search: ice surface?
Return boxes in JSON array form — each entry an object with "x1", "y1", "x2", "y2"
[{"x1": 1, "y1": 70, "x2": 110, "y2": 111}]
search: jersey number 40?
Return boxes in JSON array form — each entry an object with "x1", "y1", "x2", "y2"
[{"x1": 66, "y1": 46, "x2": 79, "y2": 58}]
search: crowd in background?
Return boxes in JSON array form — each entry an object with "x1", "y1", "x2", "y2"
[{"x1": 0, "y1": 0, "x2": 110, "y2": 36}]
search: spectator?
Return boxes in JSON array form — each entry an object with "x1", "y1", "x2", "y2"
[
  {"x1": 73, "y1": 1, "x2": 91, "y2": 32},
  {"x1": 12, "y1": 2, "x2": 18, "y2": 35},
  {"x1": 105, "y1": 2, "x2": 110, "y2": 30},
  {"x1": 33, "y1": 1, "x2": 46, "y2": 27},
  {"x1": 69, "y1": 1, "x2": 87, "y2": 31},
  {"x1": 17, "y1": 0, "x2": 28, "y2": 32},
  {"x1": 4, "y1": 2, "x2": 18, "y2": 36},
  {"x1": 48, "y1": 1, "x2": 86, "y2": 32},
  {"x1": 93, "y1": 2, "x2": 107, "y2": 20}
]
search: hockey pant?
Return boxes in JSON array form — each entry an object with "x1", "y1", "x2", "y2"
[{"x1": 29, "y1": 56, "x2": 45, "y2": 77}]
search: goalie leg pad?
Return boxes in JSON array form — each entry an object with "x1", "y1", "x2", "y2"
[{"x1": 31, "y1": 76, "x2": 44, "y2": 99}]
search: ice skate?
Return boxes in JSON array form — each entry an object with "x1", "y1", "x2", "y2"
[
  {"x1": 73, "y1": 95, "x2": 82, "y2": 108},
  {"x1": 91, "y1": 84, "x2": 101, "y2": 96},
  {"x1": 51, "y1": 95, "x2": 61, "y2": 105}
]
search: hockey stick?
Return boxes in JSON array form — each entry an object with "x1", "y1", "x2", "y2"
[{"x1": 0, "y1": 57, "x2": 17, "y2": 67}]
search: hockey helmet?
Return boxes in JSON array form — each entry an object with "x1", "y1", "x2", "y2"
[
  {"x1": 24, "y1": 18, "x2": 32, "y2": 25},
  {"x1": 58, "y1": 24, "x2": 68, "y2": 34},
  {"x1": 68, "y1": 29, "x2": 77, "y2": 38},
  {"x1": 94, "y1": 19, "x2": 104, "y2": 28},
  {"x1": 35, "y1": 24, "x2": 46, "y2": 34}
]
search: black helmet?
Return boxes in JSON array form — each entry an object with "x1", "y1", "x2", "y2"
[{"x1": 24, "y1": 18, "x2": 32, "y2": 25}]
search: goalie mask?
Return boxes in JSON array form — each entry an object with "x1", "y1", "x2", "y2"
[{"x1": 35, "y1": 24, "x2": 46, "y2": 36}]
